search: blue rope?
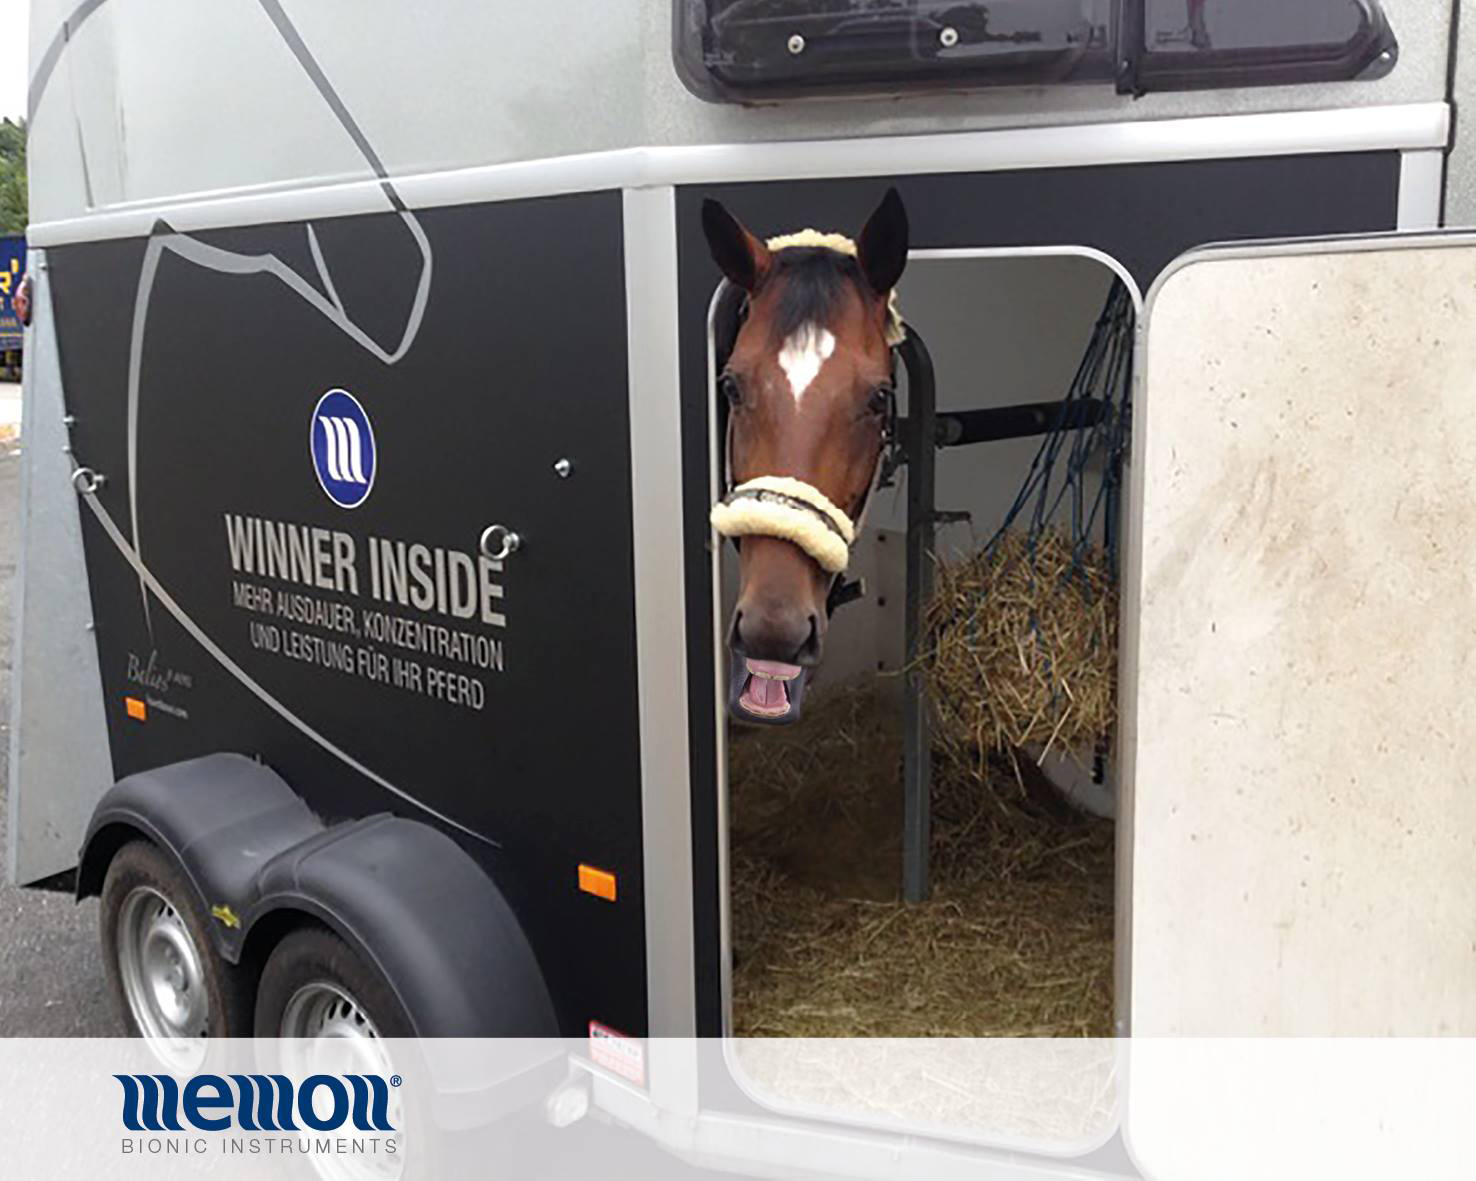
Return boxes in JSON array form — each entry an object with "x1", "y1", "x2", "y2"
[{"x1": 984, "y1": 279, "x2": 1134, "y2": 580}]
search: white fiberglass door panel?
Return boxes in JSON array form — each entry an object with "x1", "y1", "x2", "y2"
[{"x1": 1124, "y1": 233, "x2": 1476, "y2": 1180}]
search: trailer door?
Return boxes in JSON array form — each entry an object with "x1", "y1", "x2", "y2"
[{"x1": 1124, "y1": 234, "x2": 1476, "y2": 1177}]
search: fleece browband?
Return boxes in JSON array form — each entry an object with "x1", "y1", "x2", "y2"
[
  {"x1": 764, "y1": 229, "x2": 906, "y2": 347},
  {"x1": 710, "y1": 476, "x2": 856, "y2": 574}
]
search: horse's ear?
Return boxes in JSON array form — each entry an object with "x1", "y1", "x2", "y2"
[
  {"x1": 856, "y1": 188, "x2": 909, "y2": 295},
  {"x1": 702, "y1": 199, "x2": 771, "y2": 292}
]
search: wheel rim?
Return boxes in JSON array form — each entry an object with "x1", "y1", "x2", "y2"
[
  {"x1": 280, "y1": 982, "x2": 405, "y2": 1181},
  {"x1": 116, "y1": 885, "x2": 209, "y2": 1068},
  {"x1": 281, "y1": 981, "x2": 383, "y2": 1041}
]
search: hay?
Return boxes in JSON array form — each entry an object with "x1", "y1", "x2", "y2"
[
  {"x1": 923, "y1": 530, "x2": 1118, "y2": 779},
  {"x1": 729, "y1": 683, "x2": 1114, "y2": 1039}
]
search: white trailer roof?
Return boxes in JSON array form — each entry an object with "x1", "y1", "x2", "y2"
[{"x1": 26, "y1": 0, "x2": 1453, "y2": 230}]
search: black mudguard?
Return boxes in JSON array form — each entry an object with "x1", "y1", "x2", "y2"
[
  {"x1": 246, "y1": 814, "x2": 559, "y2": 1037},
  {"x1": 76, "y1": 753, "x2": 558, "y2": 1038}
]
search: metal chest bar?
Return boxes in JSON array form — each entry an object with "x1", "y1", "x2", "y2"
[{"x1": 891, "y1": 328, "x2": 1108, "y2": 903}]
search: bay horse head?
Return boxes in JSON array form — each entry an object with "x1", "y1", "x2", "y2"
[{"x1": 705, "y1": 190, "x2": 909, "y2": 725}]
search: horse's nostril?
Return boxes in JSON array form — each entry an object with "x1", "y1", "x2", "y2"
[
  {"x1": 800, "y1": 614, "x2": 822, "y2": 662},
  {"x1": 733, "y1": 602, "x2": 819, "y2": 664}
]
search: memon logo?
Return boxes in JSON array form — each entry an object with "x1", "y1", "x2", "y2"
[
  {"x1": 311, "y1": 388, "x2": 377, "y2": 508},
  {"x1": 114, "y1": 1073, "x2": 396, "y2": 1133}
]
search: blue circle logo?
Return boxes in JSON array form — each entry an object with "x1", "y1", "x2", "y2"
[{"x1": 310, "y1": 389, "x2": 376, "y2": 508}]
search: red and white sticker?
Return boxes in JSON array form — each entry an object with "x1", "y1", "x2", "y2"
[{"x1": 588, "y1": 1021, "x2": 645, "y2": 1086}]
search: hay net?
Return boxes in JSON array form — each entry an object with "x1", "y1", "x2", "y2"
[{"x1": 925, "y1": 278, "x2": 1135, "y2": 774}]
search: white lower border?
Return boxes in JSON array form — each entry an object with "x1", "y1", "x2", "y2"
[{"x1": 3, "y1": 1036, "x2": 1473, "y2": 1181}]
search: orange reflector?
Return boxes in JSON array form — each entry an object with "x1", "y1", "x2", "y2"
[
  {"x1": 124, "y1": 697, "x2": 147, "y2": 722},
  {"x1": 578, "y1": 864, "x2": 617, "y2": 902}
]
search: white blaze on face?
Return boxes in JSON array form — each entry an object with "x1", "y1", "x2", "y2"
[{"x1": 778, "y1": 324, "x2": 836, "y2": 403}]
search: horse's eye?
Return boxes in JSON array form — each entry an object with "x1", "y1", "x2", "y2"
[
  {"x1": 868, "y1": 384, "x2": 894, "y2": 417},
  {"x1": 720, "y1": 374, "x2": 743, "y2": 408}
]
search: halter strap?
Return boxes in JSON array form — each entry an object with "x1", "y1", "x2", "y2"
[{"x1": 712, "y1": 343, "x2": 900, "y2": 581}]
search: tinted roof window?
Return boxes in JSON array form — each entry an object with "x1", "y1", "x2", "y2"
[{"x1": 674, "y1": 0, "x2": 1397, "y2": 102}]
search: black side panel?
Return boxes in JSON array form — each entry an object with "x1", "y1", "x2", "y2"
[
  {"x1": 677, "y1": 151, "x2": 1402, "y2": 1035},
  {"x1": 50, "y1": 192, "x2": 648, "y2": 1036}
]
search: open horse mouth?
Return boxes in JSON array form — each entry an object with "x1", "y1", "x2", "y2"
[{"x1": 730, "y1": 655, "x2": 809, "y2": 725}]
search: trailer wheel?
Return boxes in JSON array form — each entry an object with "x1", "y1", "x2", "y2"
[
  {"x1": 254, "y1": 925, "x2": 414, "y2": 1039},
  {"x1": 256, "y1": 927, "x2": 426, "y2": 1180},
  {"x1": 100, "y1": 840, "x2": 253, "y2": 1060}
]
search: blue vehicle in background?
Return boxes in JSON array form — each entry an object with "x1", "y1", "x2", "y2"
[{"x1": 0, "y1": 234, "x2": 25, "y2": 378}]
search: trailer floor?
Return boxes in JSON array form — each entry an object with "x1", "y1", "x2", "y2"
[{"x1": 728, "y1": 682, "x2": 1115, "y2": 1038}]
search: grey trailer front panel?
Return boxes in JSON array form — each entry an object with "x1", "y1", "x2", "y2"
[{"x1": 6, "y1": 250, "x2": 114, "y2": 887}]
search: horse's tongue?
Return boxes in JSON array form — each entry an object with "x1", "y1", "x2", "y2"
[
  {"x1": 746, "y1": 675, "x2": 787, "y2": 712},
  {"x1": 740, "y1": 659, "x2": 802, "y2": 716}
]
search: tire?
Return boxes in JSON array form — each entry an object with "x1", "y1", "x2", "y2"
[
  {"x1": 256, "y1": 926, "x2": 424, "y2": 1181},
  {"x1": 254, "y1": 924, "x2": 414, "y2": 1037},
  {"x1": 100, "y1": 840, "x2": 254, "y2": 1057}
]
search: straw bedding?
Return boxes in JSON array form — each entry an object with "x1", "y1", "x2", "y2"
[{"x1": 728, "y1": 683, "x2": 1115, "y2": 1039}]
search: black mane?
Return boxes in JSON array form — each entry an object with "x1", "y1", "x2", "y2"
[{"x1": 762, "y1": 247, "x2": 866, "y2": 341}]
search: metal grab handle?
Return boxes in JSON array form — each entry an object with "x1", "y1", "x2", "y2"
[{"x1": 479, "y1": 523, "x2": 522, "y2": 561}]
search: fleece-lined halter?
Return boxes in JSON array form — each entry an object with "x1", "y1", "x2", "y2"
[{"x1": 709, "y1": 230, "x2": 905, "y2": 576}]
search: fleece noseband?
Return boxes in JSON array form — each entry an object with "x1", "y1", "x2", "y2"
[{"x1": 710, "y1": 475, "x2": 855, "y2": 574}]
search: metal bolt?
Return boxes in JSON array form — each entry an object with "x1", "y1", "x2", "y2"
[
  {"x1": 85, "y1": 621, "x2": 94, "y2": 632},
  {"x1": 787, "y1": 33, "x2": 805, "y2": 55},
  {"x1": 61, "y1": 444, "x2": 71, "y2": 455},
  {"x1": 939, "y1": 26, "x2": 959, "y2": 48},
  {"x1": 553, "y1": 458, "x2": 572, "y2": 479},
  {"x1": 62, "y1": 414, "x2": 76, "y2": 427}
]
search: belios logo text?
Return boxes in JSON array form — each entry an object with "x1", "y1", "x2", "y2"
[{"x1": 114, "y1": 1073, "x2": 397, "y2": 1132}]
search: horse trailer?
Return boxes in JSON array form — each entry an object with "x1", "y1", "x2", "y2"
[{"x1": 9, "y1": 0, "x2": 1476, "y2": 1176}]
